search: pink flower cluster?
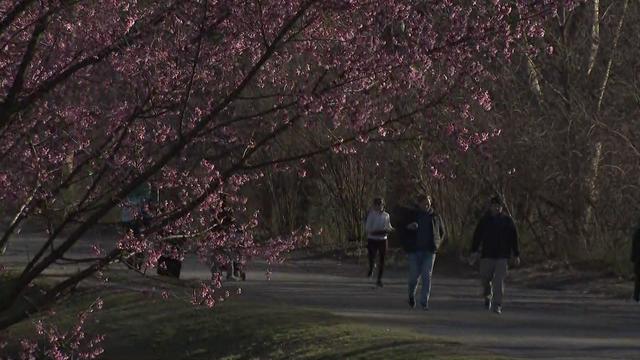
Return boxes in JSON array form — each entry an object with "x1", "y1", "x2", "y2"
[
  {"x1": 190, "y1": 281, "x2": 233, "y2": 309},
  {"x1": 14, "y1": 299, "x2": 105, "y2": 360}
]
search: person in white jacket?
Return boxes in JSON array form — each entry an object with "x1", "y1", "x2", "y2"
[{"x1": 365, "y1": 197, "x2": 394, "y2": 287}]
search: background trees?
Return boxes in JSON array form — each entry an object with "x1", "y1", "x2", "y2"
[
  {"x1": 259, "y1": 0, "x2": 640, "y2": 271},
  {"x1": 470, "y1": 0, "x2": 640, "y2": 266}
]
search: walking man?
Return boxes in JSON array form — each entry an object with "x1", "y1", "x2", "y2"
[
  {"x1": 470, "y1": 195, "x2": 520, "y2": 314},
  {"x1": 365, "y1": 197, "x2": 393, "y2": 287},
  {"x1": 631, "y1": 219, "x2": 640, "y2": 303},
  {"x1": 403, "y1": 194, "x2": 446, "y2": 310}
]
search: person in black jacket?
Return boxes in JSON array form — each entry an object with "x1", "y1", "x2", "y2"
[
  {"x1": 631, "y1": 222, "x2": 640, "y2": 302},
  {"x1": 398, "y1": 194, "x2": 446, "y2": 311},
  {"x1": 470, "y1": 195, "x2": 520, "y2": 314}
]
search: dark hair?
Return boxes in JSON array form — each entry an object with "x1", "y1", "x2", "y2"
[{"x1": 373, "y1": 197, "x2": 384, "y2": 206}]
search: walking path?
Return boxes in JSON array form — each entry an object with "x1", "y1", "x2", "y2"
[{"x1": 185, "y1": 258, "x2": 640, "y2": 360}]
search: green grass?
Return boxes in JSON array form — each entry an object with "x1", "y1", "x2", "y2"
[{"x1": 4, "y1": 286, "x2": 508, "y2": 360}]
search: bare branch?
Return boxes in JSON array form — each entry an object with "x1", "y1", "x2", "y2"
[
  {"x1": 587, "y1": 0, "x2": 600, "y2": 76},
  {"x1": 597, "y1": 0, "x2": 629, "y2": 112}
]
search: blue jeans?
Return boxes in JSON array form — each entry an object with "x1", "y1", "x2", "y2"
[{"x1": 408, "y1": 251, "x2": 436, "y2": 306}]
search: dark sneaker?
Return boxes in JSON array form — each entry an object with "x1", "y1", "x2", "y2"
[
  {"x1": 409, "y1": 297, "x2": 416, "y2": 308},
  {"x1": 376, "y1": 280, "x2": 384, "y2": 288},
  {"x1": 493, "y1": 305, "x2": 502, "y2": 314},
  {"x1": 484, "y1": 298, "x2": 491, "y2": 310},
  {"x1": 421, "y1": 303, "x2": 429, "y2": 311}
]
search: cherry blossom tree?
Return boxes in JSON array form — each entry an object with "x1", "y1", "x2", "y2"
[{"x1": 0, "y1": 0, "x2": 560, "y2": 329}]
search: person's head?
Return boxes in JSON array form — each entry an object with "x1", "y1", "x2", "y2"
[
  {"x1": 372, "y1": 197, "x2": 385, "y2": 212},
  {"x1": 488, "y1": 195, "x2": 503, "y2": 214},
  {"x1": 417, "y1": 193, "x2": 433, "y2": 210}
]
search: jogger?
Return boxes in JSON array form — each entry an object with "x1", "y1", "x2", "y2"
[{"x1": 365, "y1": 197, "x2": 393, "y2": 287}]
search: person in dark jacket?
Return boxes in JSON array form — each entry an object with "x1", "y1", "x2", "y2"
[
  {"x1": 470, "y1": 195, "x2": 520, "y2": 314},
  {"x1": 631, "y1": 222, "x2": 640, "y2": 302},
  {"x1": 401, "y1": 194, "x2": 446, "y2": 311}
]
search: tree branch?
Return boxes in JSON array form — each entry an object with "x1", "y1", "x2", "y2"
[
  {"x1": 596, "y1": 0, "x2": 628, "y2": 112},
  {"x1": 0, "y1": 9, "x2": 49, "y2": 113},
  {"x1": 0, "y1": 0, "x2": 37, "y2": 35},
  {"x1": 11, "y1": 0, "x2": 318, "y2": 302}
]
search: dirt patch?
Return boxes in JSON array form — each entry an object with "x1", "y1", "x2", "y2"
[{"x1": 509, "y1": 260, "x2": 634, "y2": 299}]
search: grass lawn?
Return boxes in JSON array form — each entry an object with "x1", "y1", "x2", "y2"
[{"x1": 3, "y1": 284, "x2": 509, "y2": 360}]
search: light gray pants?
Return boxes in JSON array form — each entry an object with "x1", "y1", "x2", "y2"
[{"x1": 480, "y1": 258, "x2": 508, "y2": 306}]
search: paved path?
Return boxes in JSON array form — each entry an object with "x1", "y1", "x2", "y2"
[
  {"x1": 184, "y1": 259, "x2": 640, "y2": 360},
  {"x1": 4, "y1": 233, "x2": 640, "y2": 359}
]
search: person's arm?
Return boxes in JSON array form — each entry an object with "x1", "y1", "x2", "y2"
[
  {"x1": 406, "y1": 210, "x2": 419, "y2": 230},
  {"x1": 438, "y1": 215, "x2": 446, "y2": 242},
  {"x1": 384, "y1": 212, "x2": 394, "y2": 232}
]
